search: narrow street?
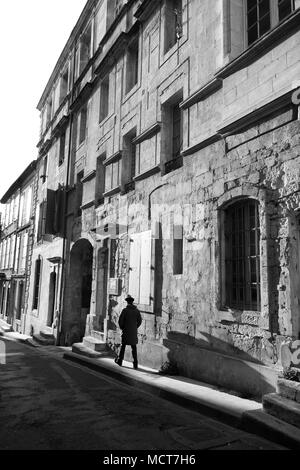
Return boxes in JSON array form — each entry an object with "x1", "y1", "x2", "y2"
[{"x1": 0, "y1": 338, "x2": 286, "y2": 451}]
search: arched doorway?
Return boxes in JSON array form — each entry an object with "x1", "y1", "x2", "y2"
[{"x1": 66, "y1": 239, "x2": 93, "y2": 344}]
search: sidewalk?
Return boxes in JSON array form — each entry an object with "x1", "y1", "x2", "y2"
[{"x1": 1, "y1": 327, "x2": 300, "y2": 449}]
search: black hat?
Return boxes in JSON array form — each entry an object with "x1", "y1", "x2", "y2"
[{"x1": 125, "y1": 295, "x2": 134, "y2": 302}]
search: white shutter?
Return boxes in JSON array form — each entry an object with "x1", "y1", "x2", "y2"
[
  {"x1": 129, "y1": 234, "x2": 141, "y2": 303},
  {"x1": 139, "y1": 230, "x2": 152, "y2": 305}
]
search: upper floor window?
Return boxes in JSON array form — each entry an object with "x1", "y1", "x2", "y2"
[
  {"x1": 163, "y1": 97, "x2": 183, "y2": 174},
  {"x1": 59, "y1": 66, "x2": 69, "y2": 104},
  {"x1": 79, "y1": 24, "x2": 92, "y2": 76},
  {"x1": 95, "y1": 154, "x2": 106, "y2": 206},
  {"x1": 246, "y1": 0, "x2": 295, "y2": 46},
  {"x1": 105, "y1": 157, "x2": 122, "y2": 193},
  {"x1": 78, "y1": 105, "x2": 88, "y2": 146},
  {"x1": 59, "y1": 132, "x2": 66, "y2": 166},
  {"x1": 164, "y1": 0, "x2": 182, "y2": 53},
  {"x1": 99, "y1": 75, "x2": 110, "y2": 123},
  {"x1": 224, "y1": 199, "x2": 261, "y2": 311},
  {"x1": 46, "y1": 96, "x2": 53, "y2": 125},
  {"x1": 122, "y1": 129, "x2": 136, "y2": 189},
  {"x1": 126, "y1": 36, "x2": 139, "y2": 94}
]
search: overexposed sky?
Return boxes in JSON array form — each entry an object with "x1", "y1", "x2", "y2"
[{"x1": 0, "y1": 0, "x2": 87, "y2": 209}]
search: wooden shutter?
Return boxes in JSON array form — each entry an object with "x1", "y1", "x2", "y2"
[
  {"x1": 139, "y1": 231, "x2": 152, "y2": 305},
  {"x1": 129, "y1": 234, "x2": 141, "y2": 303}
]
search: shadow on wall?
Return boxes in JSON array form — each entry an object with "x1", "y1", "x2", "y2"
[{"x1": 162, "y1": 331, "x2": 278, "y2": 400}]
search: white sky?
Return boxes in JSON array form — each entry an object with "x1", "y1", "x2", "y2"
[{"x1": 0, "y1": 0, "x2": 87, "y2": 212}]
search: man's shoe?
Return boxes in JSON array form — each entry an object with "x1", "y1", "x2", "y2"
[
  {"x1": 133, "y1": 362, "x2": 138, "y2": 370},
  {"x1": 114, "y1": 357, "x2": 122, "y2": 367}
]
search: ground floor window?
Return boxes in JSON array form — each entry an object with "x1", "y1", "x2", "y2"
[{"x1": 224, "y1": 199, "x2": 261, "y2": 311}]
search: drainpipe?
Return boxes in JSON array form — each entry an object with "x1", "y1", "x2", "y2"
[{"x1": 56, "y1": 49, "x2": 76, "y2": 346}]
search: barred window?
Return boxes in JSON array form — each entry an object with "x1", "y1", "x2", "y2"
[{"x1": 224, "y1": 200, "x2": 261, "y2": 311}]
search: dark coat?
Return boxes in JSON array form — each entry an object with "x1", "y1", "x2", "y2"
[{"x1": 118, "y1": 305, "x2": 142, "y2": 345}]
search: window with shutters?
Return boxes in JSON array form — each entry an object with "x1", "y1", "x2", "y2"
[
  {"x1": 32, "y1": 257, "x2": 42, "y2": 310},
  {"x1": 164, "y1": 0, "x2": 182, "y2": 53},
  {"x1": 129, "y1": 231, "x2": 152, "y2": 305},
  {"x1": 224, "y1": 199, "x2": 261, "y2": 311}
]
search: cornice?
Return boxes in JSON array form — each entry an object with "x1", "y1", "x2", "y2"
[{"x1": 134, "y1": 0, "x2": 161, "y2": 22}]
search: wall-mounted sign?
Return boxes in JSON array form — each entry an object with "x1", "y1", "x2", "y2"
[{"x1": 108, "y1": 278, "x2": 121, "y2": 295}]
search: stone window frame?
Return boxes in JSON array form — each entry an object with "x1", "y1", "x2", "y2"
[
  {"x1": 223, "y1": 0, "x2": 298, "y2": 61},
  {"x1": 215, "y1": 185, "x2": 270, "y2": 324}
]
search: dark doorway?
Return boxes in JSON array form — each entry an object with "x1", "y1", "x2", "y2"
[
  {"x1": 66, "y1": 239, "x2": 93, "y2": 343},
  {"x1": 47, "y1": 271, "x2": 57, "y2": 327}
]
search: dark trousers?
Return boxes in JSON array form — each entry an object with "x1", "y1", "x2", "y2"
[{"x1": 119, "y1": 343, "x2": 138, "y2": 365}]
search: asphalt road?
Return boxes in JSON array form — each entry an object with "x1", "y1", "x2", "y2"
[{"x1": 0, "y1": 337, "x2": 286, "y2": 451}]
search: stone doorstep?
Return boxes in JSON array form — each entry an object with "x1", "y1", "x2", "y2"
[
  {"x1": 72, "y1": 342, "x2": 113, "y2": 359},
  {"x1": 82, "y1": 336, "x2": 106, "y2": 352},
  {"x1": 0, "y1": 320, "x2": 13, "y2": 333},
  {"x1": 263, "y1": 393, "x2": 300, "y2": 429},
  {"x1": 278, "y1": 378, "x2": 300, "y2": 403},
  {"x1": 32, "y1": 333, "x2": 55, "y2": 346},
  {"x1": 40, "y1": 328, "x2": 55, "y2": 340}
]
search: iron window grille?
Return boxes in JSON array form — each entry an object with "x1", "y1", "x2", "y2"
[{"x1": 225, "y1": 200, "x2": 261, "y2": 311}]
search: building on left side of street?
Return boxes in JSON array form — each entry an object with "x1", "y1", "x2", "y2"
[{"x1": 0, "y1": 161, "x2": 37, "y2": 333}]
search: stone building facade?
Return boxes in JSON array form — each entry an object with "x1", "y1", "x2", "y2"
[
  {"x1": 30, "y1": 0, "x2": 300, "y2": 398},
  {"x1": 0, "y1": 162, "x2": 37, "y2": 334}
]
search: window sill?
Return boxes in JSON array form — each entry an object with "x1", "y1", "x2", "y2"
[
  {"x1": 215, "y1": 8, "x2": 300, "y2": 79},
  {"x1": 133, "y1": 165, "x2": 160, "y2": 182},
  {"x1": 103, "y1": 186, "x2": 121, "y2": 198},
  {"x1": 103, "y1": 151, "x2": 122, "y2": 166},
  {"x1": 123, "y1": 82, "x2": 140, "y2": 103}
]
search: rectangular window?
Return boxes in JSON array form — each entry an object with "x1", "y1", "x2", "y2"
[
  {"x1": 164, "y1": 0, "x2": 182, "y2": 53},
  {"x1": 76, "y1": 172, "x2": 84, "y2": 217},
  {"x1": 59, "y1": 132, "x2": 66, "y2": 166},
  {"x1": 20, "y1": 232, "x2": 28, "y2": 271},
  {"x1": 95, "y1": 154, "x2": 106, "y2": 206},
  {"x1": 105, "y1": 159, "x2": 121, "y2": 193},
  {"x1": 164, "y1": 98, "x2": 183, "y2": 174},
  {"x1": 126, "y1": 36, "x2": 139, "y2": 94},
  {"x1": 278, "y1": 0, "x2": 294, "y2": 20},
  {"x1": 78, "y1": 105, "x2": 87, "y2": 146},
  {"x1": 99, "y1": 75, "x2": 110, "y2": 122},
  {"x1": 123, "y1": 130, "x2": 137, "y2": 188},
  {"x1": 14, "y1": 236, "x2": 20, "y2": 272},
  {"x1": 173, "y1": 225, "x2": 183, "y2": 275},
  {"x1": 225, "y1": 200, "x2": 261, "y2": 311},
  {"x1": 32, "y1": 258, "x2": 42, "y2": 310},
  {"x1": 59, "y1": 67, "x2": 69, "y2": 104},
  {"x1": 79, "y1": 24, "x2": 92, "y2": 75},
  {"x1": 46, "y1": 96, "x2": 53, "y2": 124}
]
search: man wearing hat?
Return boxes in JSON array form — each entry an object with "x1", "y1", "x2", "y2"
[{"x1": 115, "y1": 295, "x2": 142, "y2": 369}]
